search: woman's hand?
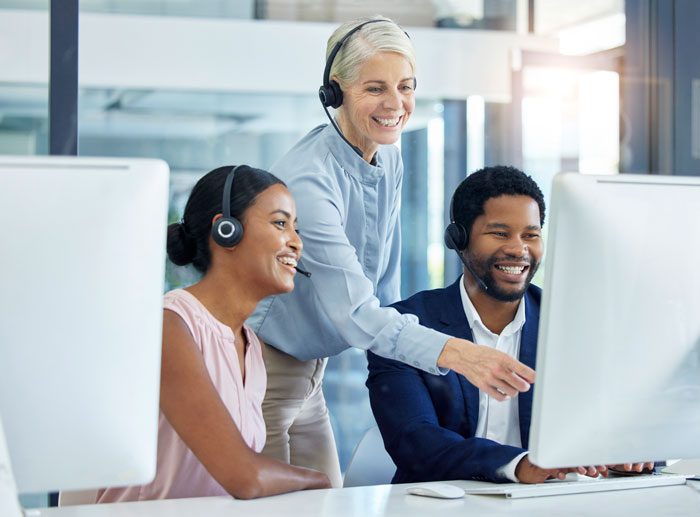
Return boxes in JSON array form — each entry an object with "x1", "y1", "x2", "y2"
[
  {"x1": 437, "y1": 338, "x2": 535, "y2": 400},
  {"x1": 161, "y1": 310, "x2": 333, "y2": 499}
]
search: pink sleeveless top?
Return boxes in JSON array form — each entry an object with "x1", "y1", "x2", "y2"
[{"x1": 97, "y1": 289, "x2": 267, "y2": 502}]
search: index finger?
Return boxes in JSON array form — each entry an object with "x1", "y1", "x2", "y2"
[
  {"x1": 508, "y1": 357, "x2": 535, "y2": 385},
  {"x1": 501, "y1": 372, "x2": 531, "y2": 393}
]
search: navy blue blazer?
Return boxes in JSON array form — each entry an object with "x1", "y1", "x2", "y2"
[{"x1": 366, "y1": 278, "x2": 541, "y2": 484}]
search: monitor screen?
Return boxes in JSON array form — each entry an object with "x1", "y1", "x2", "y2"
[
  {"x1": 0, "y1": 156, "x2": 169, "y2": 493},
  {"x1": 530, "y1": 172, "x2": 700, "y2": 468}
]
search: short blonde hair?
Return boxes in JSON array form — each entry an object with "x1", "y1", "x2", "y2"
[{"x1": 326, "y1": 15, "x2": 416, "y2": 88}]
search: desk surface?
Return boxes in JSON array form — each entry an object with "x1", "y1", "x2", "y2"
[{"x1": 27, "y1": 480, "x2": 700, "y2": 517}]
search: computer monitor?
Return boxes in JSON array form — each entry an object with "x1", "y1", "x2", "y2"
[
  {"x1": 0, "y1": 156, "x2": 169, "y2": 493},
  {"x1": 529, "y1": 172, "x2": 700, "y2": 468}
]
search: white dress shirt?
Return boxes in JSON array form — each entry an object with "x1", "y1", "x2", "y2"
[{"x1": 458, "y1": 276, "x2": 528, "y2": 481}]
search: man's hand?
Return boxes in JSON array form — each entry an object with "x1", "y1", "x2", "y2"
[
  {"x1": 515, "y1": 456, "x2": 566, "y2": 484},
  {"x1": 516, "y1": 456, "x2": 608, "y2": 484},
  {"x1": 607, "y1": 462, "x2": 655, "y2": 475},
  {"x1": 437, "y1": 338, "x2": 535, "y2": 400}
]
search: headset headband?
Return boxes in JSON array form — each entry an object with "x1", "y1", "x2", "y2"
[
  {"x1": 222, "y1": 165, "x2": 241, "y2": 219},
  {"x1": 322, "y1": 19, "x2": 385, "y2": 90}
]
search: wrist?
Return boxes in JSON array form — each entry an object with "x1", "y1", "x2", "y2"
[
  {"x1": 437, "y1": 338, "x2": 474, "y2": 369},
  {"x1": 514, "y1": 454, "x2": 530, "y2": 482},
  {"x1": 436, "y1": 338, "x2": 458, "y2": 369}
]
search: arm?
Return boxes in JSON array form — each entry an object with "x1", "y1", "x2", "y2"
[
  {"x1": 160, "y1": 310, "x2": 330, "y2": 499},
  {"x1": 290, "y1": 168, "x2": 533, "y2": 397},
  {"x1": 366, "y1": 350, "x2": 525, "y2": 483},
  {"x1": 438, "y1": 339, "x2": 533, "y2": 400}
]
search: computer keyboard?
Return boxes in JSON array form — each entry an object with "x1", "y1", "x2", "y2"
[{"x1": 463, "y1": 473, "x2": 687, "y2": 499}]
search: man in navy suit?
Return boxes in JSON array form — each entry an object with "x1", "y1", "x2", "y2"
[
  {"x1": 367, "y1": 166, "x2": 549, "y2": 483},
  {"x1": 368, "y1": 166, "x2": 655, "y2": 484},
  {"x1": 368, "y1": 166, "x2": 595, "y2": 484}
]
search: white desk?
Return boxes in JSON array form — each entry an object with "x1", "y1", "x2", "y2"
[{"x1": 26, "y1": 480, "x2": 700, "y2": 517}]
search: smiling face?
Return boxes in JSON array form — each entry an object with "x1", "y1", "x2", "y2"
[
  {"x1": 464, "y1": 195, "x2": 543, "y2": 302},
  {"x1": 229, "y1": 184, "x2": 303, "y2": 296},
  {"x1": 336, "y1": 51, "x2": 415, "y2": 161}
]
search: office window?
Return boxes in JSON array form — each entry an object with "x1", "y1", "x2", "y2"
[
  {"x1": 0, "y1": 85, "x2": 47, "y2": 155},
  {"x1": 15, "y1": 0, "x2": 700, "y2": 494}
]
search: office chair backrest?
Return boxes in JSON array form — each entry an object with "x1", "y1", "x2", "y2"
[
  {"x1": 58, "y1": 490, "x2": 98, "y2": 506},
  {"x1": 343, "y1": 426, "x2": 396, "y2": 487}
]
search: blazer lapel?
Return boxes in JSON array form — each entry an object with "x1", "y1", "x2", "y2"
[
  {"x1": 439, "y1": 279, "x2": 480, "y2": 436},
  {"x1": 518, "y1": 290, "x2": 539, "y2": 448}
]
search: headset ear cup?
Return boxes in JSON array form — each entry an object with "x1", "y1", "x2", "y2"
[
  {"x1": 319, "y1": 80, "x2": 343, "y2": 109},
  {"x1": 444, "y1": 222, "x2": 468, "y2": 251},
  {"x1": 211, "y1": 216, "x2": 244, "y2": 248},
  {"x1": 318, "y1": 85, "x2": 333, "y2": 108},
  {"x1": 328, "y1": 80, "x2": 343, "y2": 108}
]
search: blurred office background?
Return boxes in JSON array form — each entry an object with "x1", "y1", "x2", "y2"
[{"x1": 2, "y1": 0, "x2": 698, "y2": 505}]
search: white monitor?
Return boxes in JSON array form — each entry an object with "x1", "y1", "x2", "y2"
[
  {"x1": 530, "y1": 172, "x2": 700, "y2": 468},
  {"x1": 0, "y1": 156, "x2": 169, "y2": 493}
]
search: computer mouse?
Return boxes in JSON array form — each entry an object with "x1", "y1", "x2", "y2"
[{"x1": 405, "y1": 483, "x2": 465, "y2": 499}]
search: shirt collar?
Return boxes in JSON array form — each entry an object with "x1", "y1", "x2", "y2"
[
  {"x1": 458, "y1": 274, "x2": 527, "y2": 337},
  {"x1": 322, "y1": 123, "x2": 385, "y2": 184}
]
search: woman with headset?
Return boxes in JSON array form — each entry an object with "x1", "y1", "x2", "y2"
[
  {"x1": 97, "y1": 166, "x2": 330, "y2": 502},
  {"x1": 248, "y1": 16, "x2": 536, "y2": 487}
]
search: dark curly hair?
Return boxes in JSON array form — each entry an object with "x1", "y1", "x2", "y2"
[
  {"x1": 452, "y1": 165, "x2": 545, "y2": 245},
  {"x1": 167, "y1": 165, "x2": 285, "y2": 273}
]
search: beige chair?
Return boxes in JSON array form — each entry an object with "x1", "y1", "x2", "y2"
[
  {"x1": 343, "y1": 425, "x2": 396, "y2": 487},
  {"x1": 58, "y1": 490, "x2": 98, "y2": 506}
]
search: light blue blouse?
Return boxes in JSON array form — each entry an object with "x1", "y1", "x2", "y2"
[{"x1": 248, "y1": 124, "x2": 448, "y2": 374}]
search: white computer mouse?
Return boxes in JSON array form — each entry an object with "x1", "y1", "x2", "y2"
[{"x1": 405, "y1": 483, "x2": 465, "y2": 499}]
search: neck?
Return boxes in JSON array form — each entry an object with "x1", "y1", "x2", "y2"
[
  {"x1": 463, "y1": 274, "x2": 522, "y2": 335},
  {"x1": 335, "y1": 109, "x2": 378, "y2": 163},
  {"x1": 185, "y1": 265, "x2": 259, "y2": 333}
]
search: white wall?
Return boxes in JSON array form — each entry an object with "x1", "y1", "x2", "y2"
[{"x1": 0, "y1": 9, "x2": 556, "y2": 102}]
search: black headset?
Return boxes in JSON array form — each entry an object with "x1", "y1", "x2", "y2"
[
  {"x1": 211, "y1": 165, "x2": 244, "y2": 248},
  {"x1": 318, "y1": 19, "x2": 415, "y2": 109},
  {"x1": 444, "y1": 193, "x2": 468, "y2": 252},
  {"x1": 444, "y1": 188, "x2": 489, "y2": 291},
  {"x1": 319, "y1": 19, "x2": 384, "y2": 109}
]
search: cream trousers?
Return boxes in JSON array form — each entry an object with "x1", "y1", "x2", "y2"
[{"x1": 261, "y1": 344, "x2": 343, "y2": 488}]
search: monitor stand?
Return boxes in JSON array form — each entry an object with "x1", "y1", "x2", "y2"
[{"x1": 0, "y1": 415, "x2": 23, "y2": 517}]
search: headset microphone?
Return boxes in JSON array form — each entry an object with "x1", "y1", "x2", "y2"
[
  {"x1": 456, "y1": 248, "x2": 489, "y2": 292},
  {"x1": 444, "y1": 230, "x2": 489, "y2": 292},
  {"x1": 295, "y1": 266, "x2": 312, "y2": 278},
  {"x1": 318, "y1": 19, "x2": 414, "y2": 159},
  {"x1": 444, "y1": 190, "x2": 488, "y2": 292},
  {"x1": 213, "y1": 166, "x2": 311, "y2": 280}
]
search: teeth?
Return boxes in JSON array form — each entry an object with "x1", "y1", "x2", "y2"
[
  {"x1": 496, "y1": 265, "x2": 525, "y2": 275},
  {"x1": 278, "y1": 256, "x2": 297, "y2": 267},
  {"x1": 374, "y1": 116, "x2": 400, "y2": 127}
]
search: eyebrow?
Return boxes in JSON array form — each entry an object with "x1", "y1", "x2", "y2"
[
  {"x1": 484, "y1": 222, "x2": 541, "y2": 231},
  {"x1": 362, "y1": 77, "x2": 415, "y2": 85},
  {"x1": 269, "y1": 209, "x2": 299, "y2": 224}
]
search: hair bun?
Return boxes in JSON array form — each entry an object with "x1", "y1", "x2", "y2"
[{"x1": 166, "y1": 222, "x2": 197, "y2": 266}]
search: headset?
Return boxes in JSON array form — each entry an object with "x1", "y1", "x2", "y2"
[
  {"x1": 318, "y1": 19, "x2": 415, "y2": 109},
  {"x1": 444, "y1": 194, "x2": 468, "y2": 253},
  {"x1": 444, "y1": 191, "x2": 488, "y2": 291},
  {"x1": 211, "y1": 165, "x2": 312, "y2": 277},
  {"x1": 211, "y1": 165, "x2": 244, "y2": 248},
  {"x1": 318, "y1": 19, "x2": 415, "y2": 157},
  {"x1": 319, "y1": 19, "x2": 383, "y2": 109}
]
